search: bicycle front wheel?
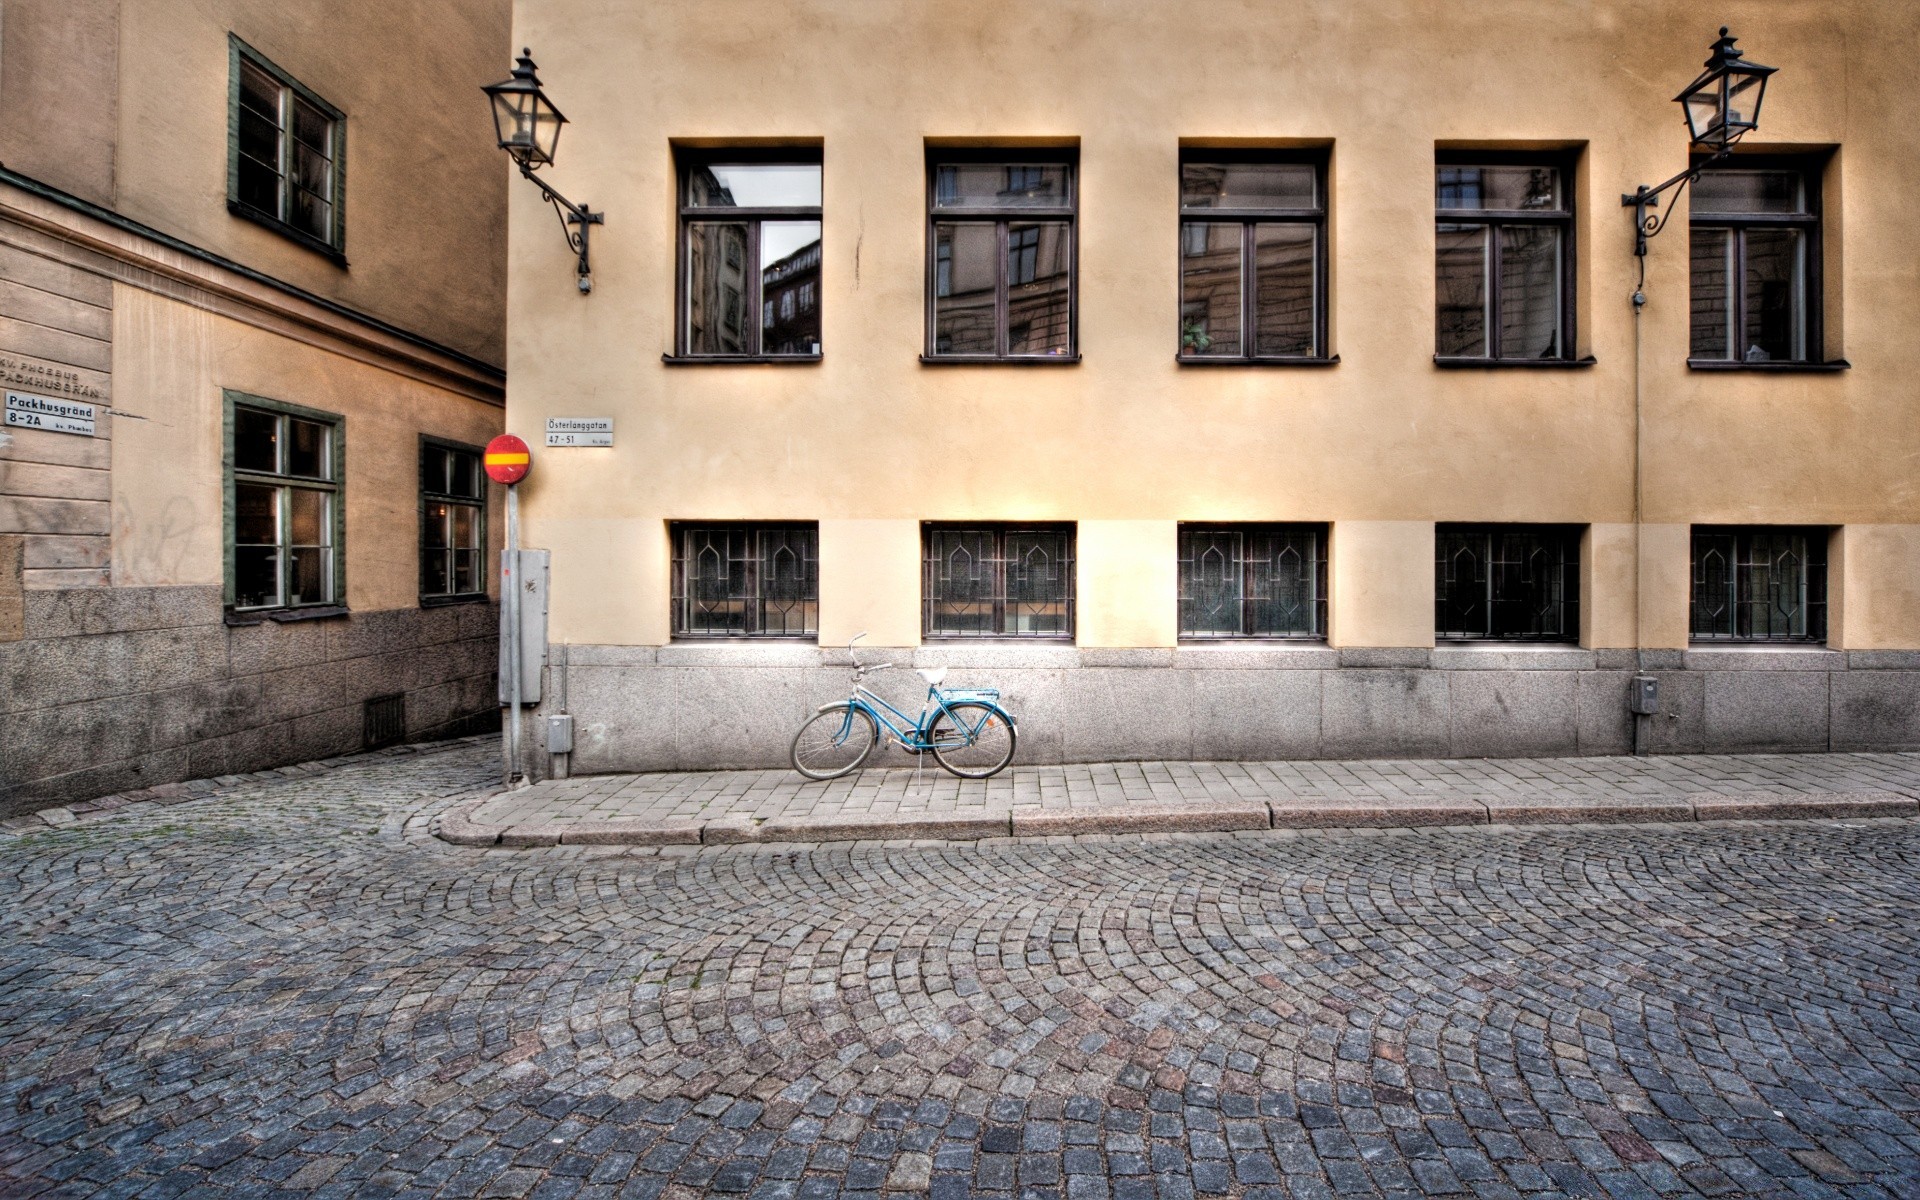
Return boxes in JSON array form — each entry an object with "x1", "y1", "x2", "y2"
[
  {"x1": 790, "y1": 704, "x2": 878, "y2": 780},
  {"x1": 928, "y1": 702, "x2": 1017, "y2": 779}
]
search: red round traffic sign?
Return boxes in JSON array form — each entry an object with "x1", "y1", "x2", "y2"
[{"x1": 483, "y1": 434, "x2": 531, "y2": 485}]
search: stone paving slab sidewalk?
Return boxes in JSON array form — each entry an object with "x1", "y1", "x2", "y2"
[{"x1": 441, "y1": 751, "x2": 1920, "y2": 847}]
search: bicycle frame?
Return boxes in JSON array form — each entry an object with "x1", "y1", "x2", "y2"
[{"x1": 822, "y1": 678, "x2": 1014, "y2": 753}]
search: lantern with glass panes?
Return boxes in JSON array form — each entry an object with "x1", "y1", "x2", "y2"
[
  {"x1": 1623, "y1": 28, "x2": 1778, "y2": 263},
  {"x1": 483, "y1": 49, "x2": 603, "y2": 292}
]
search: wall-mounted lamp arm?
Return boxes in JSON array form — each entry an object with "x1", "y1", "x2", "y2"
[
  {"x1": 517, "y1": 164, "x2": 604, "y2": 291},
  {"x1": 1622, "y1": 147, "x2": 1731, "y2": 259}
]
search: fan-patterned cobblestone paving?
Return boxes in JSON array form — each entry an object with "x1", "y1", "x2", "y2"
[{"x1": 4, "y1": 739, "x2": 1919, "y2": 1199}]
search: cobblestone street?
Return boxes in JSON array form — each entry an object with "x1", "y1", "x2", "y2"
[{"x1": 4, "y1": 740, "x2": 1920, "y2": 1199}]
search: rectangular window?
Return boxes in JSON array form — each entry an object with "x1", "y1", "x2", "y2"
[
  {"x1": 677, "y1": 151, "x2": 822, "y2": 359},
  {"x1": 228, "y1": 37, "x2": 345, "y2": 256},
  {"x1": 227, "y1": 394, "x2": 342, "y2": 612},
  {"x1": 924, "y1": 524, "x2": 1075, "y2": 638},
  {"x1": 671, "y1": 523, "x2": 819, "y2": 638},
  {"x1": 927, "y1": 151, "x2": 1077, "y2": 360},
  {"x1": 1178, "y1": 153, "x2": 1327, "y2": 361},
  {"x1": 1435, "y1": 524, "x2": 1580, "y2": 642},
  {"x1": 1434, "y1": 156, "x2": 1574, "y2": 362},
  {"x1": 1178, "y1": 524, "x2": 1328, "y2": 639},
  {"x1": 1690, "y1": 527, "x2": 1828, "y2": 643},
  {"x1": 420, "y1": 439, "x2": 486, "y2": 603},
  {"x1": 1689, "y1": 161, "x2": 1820, "y2": 363}
]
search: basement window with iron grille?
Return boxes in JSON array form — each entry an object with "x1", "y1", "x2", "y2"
[
  {"x1": 1690, "y1": 526, "x2": 1828, "y2": 643},
  {"x1": 1178, "y1": 524, "x2": 1328, "y2": 640},
  {"x1": 923, "y1": 524, "x2": 1075, "y2": 639},
  {"x1": 1435, "y1": 524, "x2": 1581, "y2": 643},
  {"x1": 670, "y1": 523, "x2": 819, "y2": 638}
]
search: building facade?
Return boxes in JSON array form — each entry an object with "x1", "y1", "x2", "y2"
[
  {"x1": 0, "y1": 0, "x2": 510, "y2": 811},
  {"x1": 501, "y1": 0, "x2": 1920, "y2": 776}
]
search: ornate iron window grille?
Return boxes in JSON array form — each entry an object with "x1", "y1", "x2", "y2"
[
  {"x1": 1690, "y1": 527, "x2": 1827, "y2": 643},
  {"x1": 671, "y1": 523, "x2": 819, "y2": 638},
  {"x1": 1435, "y1": 525, "x2": 1581, "y2": 642},
  {"x1": 1178, "y1": 525, "x2": 1328, "y2": 639},
  {"x1": 923, "y1": 525, "x2": 1075, "y2": 639}
]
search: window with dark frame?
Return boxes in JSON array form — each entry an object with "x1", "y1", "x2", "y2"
[
  {"x1": 1178, "y1": 525, "x2": 1328, "y2": 639},
  {"x1": 671, "y1": 523, "x2": 819, "y2": 638},
  {"x1": 926, "y1": 151, "x2": 1077, "y2": 360},
  {"x1": 1689, "y1": 160, "x2": 1821, "y2": 364},
  {"x1": 1690, "y1": 527, "x2": 1827, "y2": 643},
  {"x1": 228, "y1": 396, "x2": 342, "y2": 613},
  {"x1": 228, "y1": 37, "x2": 345, "y2": 255},
  {"x1": 677, "y1": 152, "x2": 822, "y2": 359},
  {"x1": 1435, "y1": 524, "x2": 1580, "y2": 642},
  {"x1": 420, "y1": 440, "x2": 486, "y2": 603},
  {"x1": 1178, "y1": 153, "x2": 1328, "y2": 361},
  {"x1": 924, "y1": 524, "x2": 1075, "y2": 639},
  {"x1": 1434, "y1": 155, "x2": 1575, "y2": 362}
]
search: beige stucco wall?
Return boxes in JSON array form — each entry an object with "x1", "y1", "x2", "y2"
[
  {"x1": 110, "y1": 284, "x2": 505, "y2": 610},
  {"x1": 0, "y1": 0, "x2": 510, "y2": 366},
  {"x1": 504, "y1": 0, "x2": 1920, "y2": 651}
]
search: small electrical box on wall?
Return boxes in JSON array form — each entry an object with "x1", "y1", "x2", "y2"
[{"x1": 1629, "y1": 675, "x2": 1660, "y2": 715}]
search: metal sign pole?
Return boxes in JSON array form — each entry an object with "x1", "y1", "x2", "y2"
[{"x1": 506, "y1": 482, "x2": 523, "y2": 786}]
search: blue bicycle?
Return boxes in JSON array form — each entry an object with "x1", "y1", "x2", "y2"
[{"x1": 790, "y1": 634, "x2": 1019, "y2": 780}]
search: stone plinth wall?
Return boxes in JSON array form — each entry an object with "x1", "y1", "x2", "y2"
[
  {"x1": 527, "y1": 644, "x2": 1920, "y2": 778},
  {"x1": 0, "y1": 585, "x2": 499, "y2": 812}
]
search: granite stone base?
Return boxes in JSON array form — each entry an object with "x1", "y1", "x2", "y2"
[
  {"x1": 0, "y1": 586, "x2": 500, "y2": 813},
  {"x1": 526, "y1": 643, "x2": 1920, "y2": 778}
]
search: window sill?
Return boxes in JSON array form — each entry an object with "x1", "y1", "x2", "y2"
[
  {"x1": 1177, "y1": 355, "x2": 1339, "y2": 368},
  {"x1": 421, "y1": 593, "x2": 491, "y2": 609},
  {"x1": 667, "y1": 635, "x2": 819, "y2": 643},
  {"x1": 919, "y1": 354, "x2": 1081, "y2": 366},
  {"x1": 1685, "y1": 358, "x2": 1851, "y2": 373},
  {"x1": 661, "y1": 354, "x2": 822, "y2": 366},
  {"x1": 922, "y1": 638, "x2": 1076, "y2": 645},
  {"x1": 1433, "y1": 356, "x2": 1596, "y2": 369},
  {"x1": 1177, "y1": 637, "x2": 1329, "y2": 645},
  {"x1": 225, "y1": 604, "x2": 350, "y2": 626},
  {"x1": 227, "y1": 200, "x2": 348, "y2": 266}
]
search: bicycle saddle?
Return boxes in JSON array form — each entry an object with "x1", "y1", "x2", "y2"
[{"x1": 917, "y1": 667, "x2": 948, "y2": 686}]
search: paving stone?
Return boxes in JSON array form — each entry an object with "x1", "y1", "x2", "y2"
[{"x1": 3, "y1": 740, "x2": 1920, "y2": 1199}]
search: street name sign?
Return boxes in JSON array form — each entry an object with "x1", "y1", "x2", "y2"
[
  {"x1": 545, "y1": 417, "x2": 613, "y2": 447},
  {"x1": 4, "y1": 391, "x2": 96, "y2": 437}
]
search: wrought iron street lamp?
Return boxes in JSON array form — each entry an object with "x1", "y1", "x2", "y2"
[
  {"x1": 1623, "y1": 28, "x2": 1778, "y2": 260},
  {"x1": 483, "y1": 49, "x2": 604, "y2": 293}
]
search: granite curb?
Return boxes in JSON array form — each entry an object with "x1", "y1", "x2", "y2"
[{"x1": 435, "y1": 787, "x2": 1920, "y2": 848}]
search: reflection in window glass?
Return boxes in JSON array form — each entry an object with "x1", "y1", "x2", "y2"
[
  {"x1": 932, "y1": 163, "x2": 1068, "y2": 209},
  {"x1": 1497, "y1": 225, "x2": 1561, "y2": 359},
  {"x1": 933, "y1": 223, "x2": 998, "y2": 355},
  {"x1": 1433, "y1": 161, "x2": 1571, "y2": 360},
  {"x1": 1007, "y1": 223, "x2": 1071, "y2": 355},
  {"x1": 1435, "y1": 225, "x2": 1488, "y2": 358},
  {"x1": 759, "y1": 220, "x2": 822, "y2": 355},
  {"x1": 1688, "y1": 162, "x2": 1818, "y2": 363},
  {"x1": 679, "y1": 156, "x2": 823, "y2": 357},
  {"x1": 1181, "y1": 163, "x2": 1316, "y2": 210},
  {"x1": 1180, "y1": 223, "x2": 1242, "y2": 357},
  {"x1": 1252, "y1": 224, "x2": 1315, "y2": 357},
  {"x1": 1179, "y1": 157, "x2": 1324, "y2": 360},
  {"x1": 685, "y1": 163, "x2": 821, "y2": 208},
  {"x1": 1690, "y1": 170, "x2": 1804, "y2": 215}
]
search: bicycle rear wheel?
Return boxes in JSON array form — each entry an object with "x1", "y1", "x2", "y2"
[
  {"x1": 928, "y1": 701, "x2": 1017, "y2": 779},
  {"x1": 791, "y1": 704, "x2": 878, "y2": 780}
]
